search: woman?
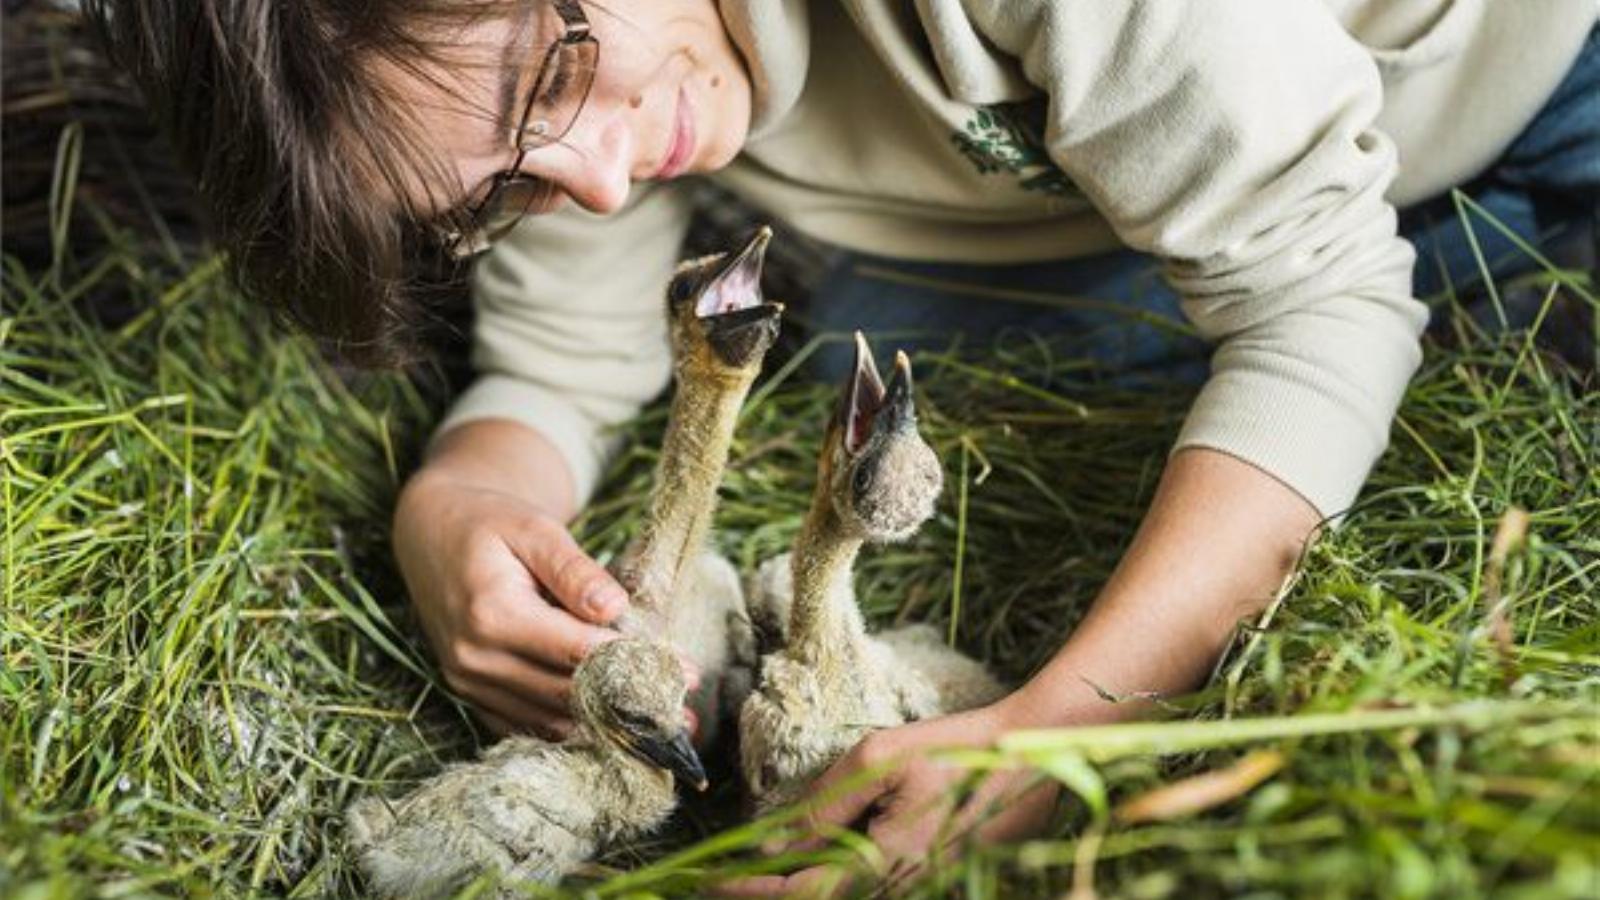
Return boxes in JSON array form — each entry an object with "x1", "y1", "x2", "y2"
[{"x1": 89, "y1": 0, "x2": 1597, "y2": 890}]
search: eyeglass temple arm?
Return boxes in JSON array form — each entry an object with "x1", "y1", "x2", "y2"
[{"x1": 553, "y1": 0, "x2": 591, "y2": 40}]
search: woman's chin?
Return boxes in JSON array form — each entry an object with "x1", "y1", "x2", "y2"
[
  {"x1": 700, "y1": 123, "x2": 750, "y2": 174},
  {"x1": 696, "y1": 84, "x2": 753, "y2": 174}
]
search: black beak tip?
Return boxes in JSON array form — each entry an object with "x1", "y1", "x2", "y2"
[
  {"x1": 739, "y1": 225, "x2": 773, "y2": 264},
  {"x1": 846, "y1": 332, "x2": 886, "y2": 403},
  {"x1": 633, "y1": 726, "x2": 709, "y2": 792},
  {"x1": 881, "y1": 350, "x2": 916, "y2": 428},
  {"x1": 890, "y1": 349, "x2": 913, "y2": 389},
  {"x1": 674, "y1": 742, "x2": 710, "y2": 793},
  {"x1": 850, "y1": 331, "x2": 874, "y2": 378}
]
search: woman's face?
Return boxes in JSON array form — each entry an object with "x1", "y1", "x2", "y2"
[{"x1": 402, "y1": 0, "x2": 753, "y2": 219}]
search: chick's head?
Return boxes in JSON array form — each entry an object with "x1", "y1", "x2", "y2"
[
  {"x1": 666, "y1": 226, "x2": 783, "y2": 372},
  {"x1": 820, "y1": 332, "x2": 944, "y2": 542},
  {"x1": 573, "y1": 637, "x2": 708, "y2": 791}
]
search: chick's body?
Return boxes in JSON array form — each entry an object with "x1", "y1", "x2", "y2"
[
  {"x1": 346, "y1": 732, "x2": 672, "y2": 895},
  {"x1": 347, "y1": 637, "x2": 705, "y2": 896},
  {"x1": 745, "y1": 554, "x2": 999, "y2": 715},
  {"x1": 739, "y1": 636, "x2": 940, "y2": 811}
]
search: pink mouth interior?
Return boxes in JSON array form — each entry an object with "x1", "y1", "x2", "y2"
[
  {"x1": 695, "y1": 260, "x2": 761, "y2": 319},
  {"x1": 845, "y1": 364, "x2": 886, "y2": 455}
]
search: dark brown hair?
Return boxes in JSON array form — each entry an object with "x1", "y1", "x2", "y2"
[{"x1": 81, "y1": 1, "x2": 508, "y2": 364}]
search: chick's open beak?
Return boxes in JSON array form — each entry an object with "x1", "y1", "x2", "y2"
[
  {"x1": 633, "y1": 727, "x2": 709, "y2": 792},
  {"x1": 697, "y1": 227, "x2": 783, "y2": 367},
  {"x1": 840, "y1": 331, "x2": 888, "y2": 454},
  {"x1": 698, "y1": 226, "x2": 772, "y2": 319}
]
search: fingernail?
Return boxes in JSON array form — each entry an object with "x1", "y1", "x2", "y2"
[
  {"x1": 680, "y1": 656, "x2": 702, "y2": 690},
  {"x1": 584, "y1": 584, "x2": 628, "y2": 619}
]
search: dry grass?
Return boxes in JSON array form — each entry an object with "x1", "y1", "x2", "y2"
[
  {"x1": 3, "y1": 196, "x2": 1596, "y2": 896},
  {"x1": 3, "y1": 9, "x2": 1597, "y2": 892}
]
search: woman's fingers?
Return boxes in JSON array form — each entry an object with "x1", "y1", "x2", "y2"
[
  {"x1": 969, "y1": 774, "x2": 1059, "y2": 843},
  {"x1": 465, "y1": 583, "x2": 620, "y2": 673},
  {"x1": 392, "y1": 469, "x2": 636, "y2": 735},
  {"x1": 475, "y1": 708, "x2": 519, "y2": 738},
  {"x1": 788, "y1": 730, "x2": 906, "y2": 849},
  {"x1": 507, "y1": 519, "x2": 629, "y2": 624},
  {"x1": 455, "y1": 674, "x2": 576, "y2": 740},
  {"x1": 476, "y1": 647, "x2": 579, "y2": 714},
  {"x1": 443, "y1": 632, "x2": 584, "y2": 730},
  {"x1": 712, "y1": 865, "x2": 859, "y2": 899}
]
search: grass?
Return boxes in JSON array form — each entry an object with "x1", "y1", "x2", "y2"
[{"x1": 3, "y1": 169, "x2": 1598, "y2": 896}]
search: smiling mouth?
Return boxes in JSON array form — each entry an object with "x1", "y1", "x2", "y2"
[{"x1": 656, "y1": 86, "x2": 696, "y2": 179}]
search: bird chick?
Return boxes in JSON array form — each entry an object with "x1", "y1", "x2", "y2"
[
  {"x1": 613, "y1": 227, "x2": 783, "y2": 744},
  {"x1": 346, "y1": 638, "x2": 706, "y2": 898},
  {"x1": 347, "y1": 233, "x2": 780, "y2": 894},
  {"x1": 739, "y1": 334, "x2": 1006, "y2": 812}
]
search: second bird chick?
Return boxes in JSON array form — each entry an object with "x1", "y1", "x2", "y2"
[{"x1": 739, "y1": 334, "x2": 1006, "y2": 813}]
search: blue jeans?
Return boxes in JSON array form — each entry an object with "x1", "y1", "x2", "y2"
[{"x1": 805, "y1": 27, "x2": 1599, "y2": 380}]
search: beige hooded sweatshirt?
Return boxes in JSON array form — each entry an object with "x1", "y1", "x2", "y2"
[{"x1": 441, "y1": 0, "x2": 1597, "y2": 518}]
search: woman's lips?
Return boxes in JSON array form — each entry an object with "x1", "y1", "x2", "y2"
[{"x1": 656, "y1": 86, "x2": 696, "y2": 180}]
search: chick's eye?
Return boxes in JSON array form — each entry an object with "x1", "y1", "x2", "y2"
[
  {"x1": 852, "y1": 465, "x2": 872, "y2": 496},
  {"x1": 616, "y1": 709, "x2": 653, "y2": 729},
  {"x1": 668, "y1": 276, "x2": 695, "y2": 307}
]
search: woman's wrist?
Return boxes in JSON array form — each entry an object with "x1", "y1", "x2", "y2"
[
  {"x1": 986, "y1": 449, "x2": 1319, "y2": 735},
  {"x1": 992, "y1": 642, "x2": 1156, "y2": 733},
  {"x1": 411, "y1": 418, "x2": 580, "y2": 522}
]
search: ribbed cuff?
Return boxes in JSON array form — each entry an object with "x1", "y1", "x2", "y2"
[{"x1": 1174, "y1": 346, "x2": 1414, "y2": 521}]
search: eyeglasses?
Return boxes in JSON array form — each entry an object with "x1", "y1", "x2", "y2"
[{"x1": 440, "y1": 0, "x2": 599, "y2": 258}]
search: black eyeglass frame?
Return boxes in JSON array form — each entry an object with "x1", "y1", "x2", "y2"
[{"x1": 441, "y1": 0, "x2": 598, "y2": 257}]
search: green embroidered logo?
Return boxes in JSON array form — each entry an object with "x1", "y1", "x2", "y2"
[{"x1": 951, "y1": 101, "x2": 1075, "y2": 197}]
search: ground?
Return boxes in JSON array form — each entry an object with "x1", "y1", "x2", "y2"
[
  {"x1": 3, "y1": 215, "x2": 1596, "y2": 896},
  {"x1": 2, "y1": 6, "x2": 1597, "y2": 896}
]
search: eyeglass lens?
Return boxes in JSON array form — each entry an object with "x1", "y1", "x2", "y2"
[{"x1": 481, "y1": 38, "x2": 598, "y2": 234}]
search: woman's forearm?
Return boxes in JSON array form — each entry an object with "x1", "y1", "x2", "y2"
[
  {"x1": 1003, "y1": 447, "x2": 1321, "y2": 728},
  {"x1": 409, "y1": 418, "x2": 580, "y2": 523}
]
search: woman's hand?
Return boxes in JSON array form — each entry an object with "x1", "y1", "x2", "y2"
[
  {"x1": 389, "y1": 419, "x2": 682, "y2": 739},
  {"x1": 393, "y1": 468, "x2": 630, "y2": 738},
  {"x1": 717, "y1": 701, "x2": 1059, "y2": 898}
]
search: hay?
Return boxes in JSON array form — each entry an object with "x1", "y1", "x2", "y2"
[
  {"x1": 3, "y1": 7, "x2": 1597, "y2": 893},
  {"x1": 4, "y1": 200, "x2": 1596, "y2": 894}
]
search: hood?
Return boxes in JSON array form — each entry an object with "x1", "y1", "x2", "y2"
[{"x1": 717, "y1": 0, "x2": 814, "y2": 139}]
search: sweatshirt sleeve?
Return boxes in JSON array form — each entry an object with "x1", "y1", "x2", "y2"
[
  {"x1": 959, "y1": 0, "x2": 1428, "y2": 517},
  {"x1": 436, "y1": 183, "x2": 695, "y2": 505}
]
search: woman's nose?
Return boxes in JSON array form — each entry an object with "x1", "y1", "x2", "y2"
[{"x1": 547, "y1": 115, "x2": 633, "y2": 214}]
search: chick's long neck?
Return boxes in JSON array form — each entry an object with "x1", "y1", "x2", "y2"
[
  {"x1": 787, "y1": 490, "x2": 871, "y2": 671},
  {"x1": 618, "y1": 365, "x2": 753, "y2": 613}
]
